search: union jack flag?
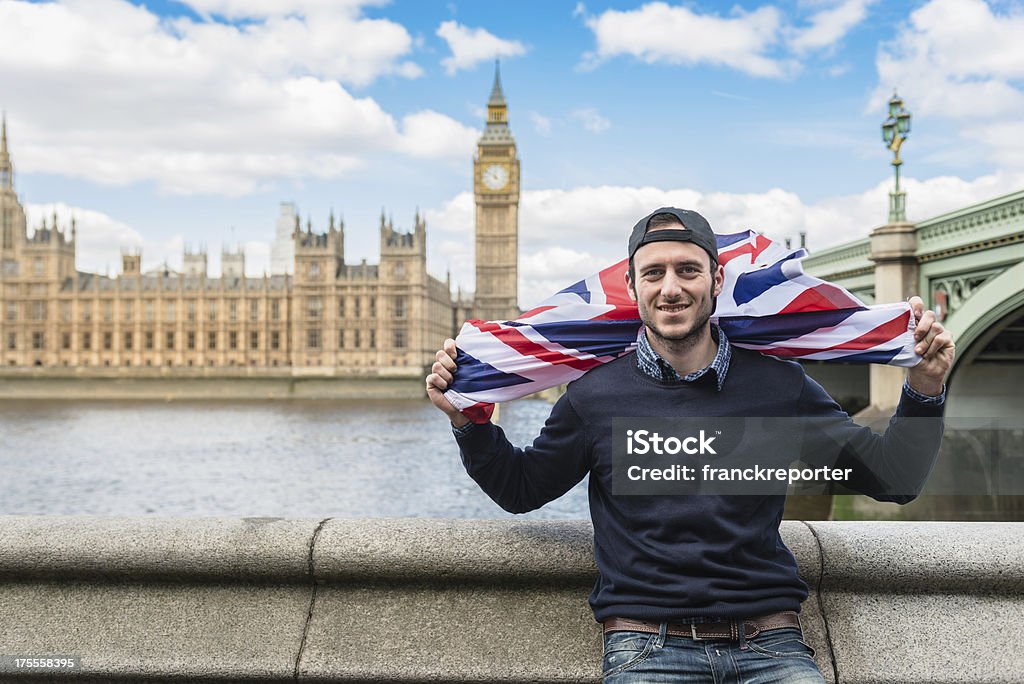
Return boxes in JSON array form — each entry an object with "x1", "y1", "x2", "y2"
[{"x1": 444, "y1": 230, "x2": 919, "y2": 423}]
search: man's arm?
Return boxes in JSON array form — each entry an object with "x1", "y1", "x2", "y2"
[
  {"x1": 425, "y1": 339, "x2": 591, "y2": 514},
  {"x1": 798, "y1": 296, "x2": 955, "y2": 503}
]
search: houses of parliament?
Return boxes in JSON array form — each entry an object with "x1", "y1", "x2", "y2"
[{"x1": 0, "y1": 68, "x2": 520, "y2": 377}]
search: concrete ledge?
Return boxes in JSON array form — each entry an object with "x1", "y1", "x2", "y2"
[{"x1": 0, "y1": 518, "x2": 1021, "y2": 682}]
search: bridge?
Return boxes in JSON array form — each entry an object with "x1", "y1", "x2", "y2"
[{"x1": 800, "y1": 188, "x2": 1024, "y2": 419}]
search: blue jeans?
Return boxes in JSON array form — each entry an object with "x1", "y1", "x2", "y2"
[{"x1": 603, "y1": 624, "x2": 824, "y2": 683}]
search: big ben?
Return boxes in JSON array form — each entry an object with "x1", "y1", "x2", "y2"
[{"x1": 473, "y1": 62, "x2": 520, "y2": 321}]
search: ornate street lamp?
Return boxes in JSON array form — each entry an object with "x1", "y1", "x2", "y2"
[{"x1": 881, "y1": 91, "x2": 912, "y2": 222}]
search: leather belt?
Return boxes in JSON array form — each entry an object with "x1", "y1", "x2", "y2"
[{"x1": 603, "y1": 611, "x2": 801, "y2": 641}]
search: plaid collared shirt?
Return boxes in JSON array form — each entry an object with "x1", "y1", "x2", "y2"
[{"x1": 635, "y1": 324, "x2": 731, "y2": 391}]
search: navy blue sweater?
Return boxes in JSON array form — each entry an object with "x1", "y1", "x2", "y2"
[{"x1": 455, "y1": 347, "x2": 944, "y2": 622}]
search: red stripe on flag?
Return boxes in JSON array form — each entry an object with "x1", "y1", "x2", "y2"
[
  {"x1": 470, "y1": 321, "x2": 605, "y2": 372},
  {"x1": 758, "y1": 310, "x2": 911, "y2": 358},
  {"x1": 593, "y1": 260, "x2": 641, "y2": 321},
  {"x1": 718, "y1": 234, "x2": 772, "y2": 266},
  {"x1": 778, "y1": 284, "x2": 861, "y2": 314},
  {"x1": 463, "y1": 401, "x2": 495, "y2": 424},
  {"x1": 518, "y1": 304, "x2": 557, "y2": 319}
]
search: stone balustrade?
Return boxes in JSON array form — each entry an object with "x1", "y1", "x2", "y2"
[{"x1": 1, "y1": 517, "x2": 1021, "y2": 682}]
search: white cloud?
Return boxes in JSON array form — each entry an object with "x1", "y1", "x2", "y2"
[
  {"x1": 570, "y1": 108, "x2": 610, "y2": 133},
  {"x1": 581, "y1": 0, "x2": 877, "y2": 76},
  {"x1": 873, "y1": 0, "x2": 1024, "y2": 168},
  {"x1": 425, "y1": 173, "x2": 1024, "y2": 307},
  {"x1": 396, "y1": 110, "x2": 480, "y2": 159},
  {"x1": 573, "y1": 3, "x2": 587, "y2": 19},
  {"x1": 529, "y1": 112, "x2": 553, "y2": 136},
  {"x1": 436, "y1": 20, "x2": 527, "y2": 75},
  {"x1": 582, "y1": 2, "x2": 791, "y2": 77},
  {"x1": 788, "y1": 0, "x2": 877, "y2": 54},
  {"x1": 26, "y1": 203, "x2": 141, "y2": 276},
  {"x1": 0, "y1": 0, "x2": 480, "y2": 196},
  {"x1": 182, "y1": 0, "x2": 383, "y2": 19}
]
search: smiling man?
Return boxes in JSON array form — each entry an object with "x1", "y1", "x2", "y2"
[{"x1": 426, "y1": 207, "x2": 954, "y2": 683}]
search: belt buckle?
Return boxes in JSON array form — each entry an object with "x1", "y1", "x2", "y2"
[{"x1": 690, "y1": 623, "x2": 705, "y2": 641}]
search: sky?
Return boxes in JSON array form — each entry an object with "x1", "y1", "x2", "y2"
[{"x1": 2, "y1": 0, "x2": 1023, "y2": 306}]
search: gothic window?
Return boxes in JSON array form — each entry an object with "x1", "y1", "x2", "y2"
[
  {"x1": 307, "y1": 329, "x2": 321, "y2": 349},
  {"x1": 82, "y1": 302, "x2": 91, "y2": 322},
  {"x1": 338, "y1": 329, "x2": 345, "y2": 349},
  {"x1": 393, "y1": 329, "x2": 407, "y2": 349},
  {"x1": 271, "y1": 300, "x2": 280, "y2": 321},
  {"x1": 166, "y1": 331, "x2": 175, "y2": 351},
  {"x1": 166, "y1": 301, "x2": 176, "y2": 322},
  {"x1": 5, "y1": 302, "x2": 15, "y2": 321},
  {"x1": 145, "y1": 331, "x2": 154, "y2": 350},
  {"x1": 354, "y1": 297, "x2": 361, "y2": 318},
  {"x1": 6, "y1": 332, "x2": 14, "y2": 350},
  {"x1": 187, "y1": 332, "x2": 196, "y2": 350},
  {"x1": 32, "y1": 332, "x2": 44, "y2": 350},
  {"x1": 144, "y1": 300, "x2": 154, "y2": 322},
  {"x1": 61, "y1": 302, "x2": 71, "y2": 322},
  {"x1": 208, "y1": 301, "x2": 217, "y2": 322},
  {"x1": 394, "y1": 262, "x2": 405, "y2": 278},
  {"x1": 208, "y1": 331, "x2": 217, "y2": 350},
  {"x1": 309, "y1": 262, "x2": 320, "y2": 278},
  {"x1": 250, "y1": 300, "x2": 259, "y2": 321},
  {"x1": 307, "y1": 296, "x2": 322, "y2": 319},
  {"x1": 62, "y1": 333, "x2": 71, "y2": 350},
  {"x1": 104, "y1": 301, "x2": 113, "y2": 322},
  {"x1": 124, "y1": 332, "x2": 133, "y2": 351},
  {"x1": 103, "y1": 332, "x2": 112, "y2": 351},
  {"x1": 393, "y1": 296, "x2": 406, "y2": 319},
  {"x1": 369, "y1": 329, "x2": 376, "y2": 348},
  {"x1": 33, "y1": 258, "x2": 44, "y2": 276},
  {"x1": 354, "y1": 329, "x2": 361, "y2": 348},
  {"x1": 124, "y1": 301, "x2": 133, "y2": 322},
  {"x1": 30, "y1": 301, "x2": 46, "y2": 321},
  {"x1": 229, "y1": 300, "x2": 238, "y2": 322},
  {"x1": 82, "y1": 332, "x2": 91, "y2": 351},
  {"x1": 249, "y1": 331, "x2": 258, "y2": 350},
  {"x1": 369, "y1": 298, "x2": 376, "y2": 317},
  {"x1": 187, "y1": 300, "x2": 196, "y2": 322},
  {"x1": 271, "y1": 331, "x2": 280, "y2": 350},
  {"x1": 338, "y1": 297, "x2": 345, "y2": 318},
  {"x1": 229, "y1": 331, "x2": 238, "y2": 350}
]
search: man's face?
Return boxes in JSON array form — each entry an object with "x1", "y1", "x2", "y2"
[{"x1": 626, "y1": 239, "x2": 723, "y2": 344}]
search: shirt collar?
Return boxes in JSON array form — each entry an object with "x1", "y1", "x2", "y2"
[{"x1": 635, "y1": 324, "x2": 731, "y2": 391}]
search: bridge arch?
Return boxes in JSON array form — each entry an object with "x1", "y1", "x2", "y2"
[{"x1": 944, "y1": 260, "x2": 1024, "y2": 418}]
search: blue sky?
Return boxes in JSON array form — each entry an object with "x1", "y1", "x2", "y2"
[{"x1": 2, "y1": 0, "x2": 1023, "y2": 305}]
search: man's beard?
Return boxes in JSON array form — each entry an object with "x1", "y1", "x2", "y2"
[{"x1": 639, "y1": 286, "x2": 716, "y2": 353}]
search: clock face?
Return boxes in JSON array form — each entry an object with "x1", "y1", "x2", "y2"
[{"x1": 482, "y1": 164, "x2": 508, "y2": 190}]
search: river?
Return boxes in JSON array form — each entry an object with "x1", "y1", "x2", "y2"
[{"x1": 0, "y1": 398, "x2": 590, "y2": 519}]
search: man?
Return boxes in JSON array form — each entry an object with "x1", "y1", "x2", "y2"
[{"x1": 426, "y1": 208, "x2": 954, "y2": 683}]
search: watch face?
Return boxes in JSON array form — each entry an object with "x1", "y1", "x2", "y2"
[{"x1": 482, "y1": 164, "x2": 508, "y2": 190}]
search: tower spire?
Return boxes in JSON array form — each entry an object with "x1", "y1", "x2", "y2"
[
  {"x1": 488, "y1": 60, "x2": 506, "y2": 107},
  {"x1": 0, "y1": 111, "x2": 12, "y2": 191}
]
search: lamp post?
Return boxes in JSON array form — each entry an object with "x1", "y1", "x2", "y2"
[{"x1": 881, "y1": 91, "x2": 912, "y2": 223}]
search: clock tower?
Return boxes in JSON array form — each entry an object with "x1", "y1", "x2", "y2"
[{"x1": 473, "y1": 62, "x2": 520, "y2": 321}]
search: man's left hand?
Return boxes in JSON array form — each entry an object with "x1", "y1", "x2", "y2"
[{"x1": 906, "y1": 295, "x2": 955, "y2": 397}]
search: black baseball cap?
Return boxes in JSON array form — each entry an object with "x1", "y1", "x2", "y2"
[{"x1": 628, "y1": 207, "x2": 718, "y2": 267}]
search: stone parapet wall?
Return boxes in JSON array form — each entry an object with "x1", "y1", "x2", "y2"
[
  {"x1": 0, "y1": 375, "x2": 424, "y2": 400},
  {"x1": 0, "y1": 517, "x2": 1020, "y2": 682}
]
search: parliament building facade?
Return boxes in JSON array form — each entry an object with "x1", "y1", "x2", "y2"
[{"x1": 0, "y1": 68, "x2": 520, "y2": 377}]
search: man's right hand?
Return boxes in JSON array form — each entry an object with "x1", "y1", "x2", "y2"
[{"x1": 425, "y1": 338, "x2": 470, "y2": 428}]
